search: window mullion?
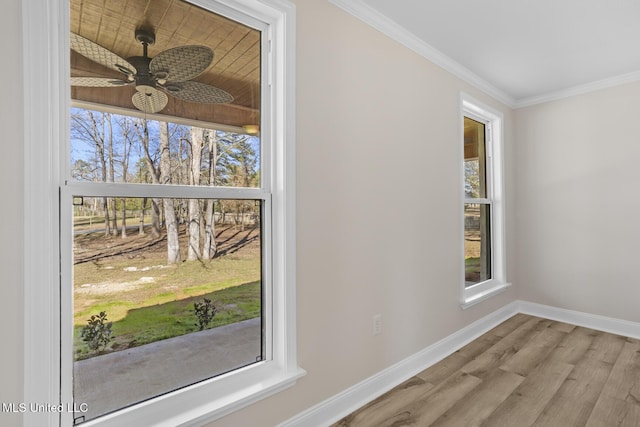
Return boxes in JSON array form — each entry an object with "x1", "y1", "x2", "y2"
[
  {"x1": 64, "y1": 182, "x2": 270, "y2": 201},
  {"x1": 464, "y1": 198, "x2": 491, "y2": 205}
]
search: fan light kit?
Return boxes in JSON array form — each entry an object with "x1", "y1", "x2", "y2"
[
  {"x1": 70, "y1": 27, "x2": 233, "y2": 114},
  {"x1": 242, "y1": 124, "x2": 259, "y2": 135}
]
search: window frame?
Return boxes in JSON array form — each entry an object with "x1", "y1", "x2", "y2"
[
  {"x1": 22, "y1": 0, "x2": 303, "y2": 426},
  {"x1": 460, "y1": 93, "x2": 510, "y2": 309},
  {"x1": 463, "y1": 115, "x2": 493, "y2": 284}
]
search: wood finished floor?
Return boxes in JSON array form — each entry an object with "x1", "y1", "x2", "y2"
[{"x1": 333, "y1": 314, "x2": 640, "y2": 427}]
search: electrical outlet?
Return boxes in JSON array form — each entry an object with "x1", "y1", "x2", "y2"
[{"x1": 373, "y1": 314, "x2": 382, "y2": 336}]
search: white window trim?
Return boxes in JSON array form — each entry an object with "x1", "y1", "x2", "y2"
[
  {"x1": 460, "y1": 93, "x2": 511, "y2": 309},
  {"x1": 22, "y1": 0, "x2": 304, "y2": 426}
]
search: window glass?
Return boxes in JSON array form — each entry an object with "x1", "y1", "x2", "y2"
[
  {"x1": 463, "y1": 116, "x2": 492, "y2": 288},
  {"x1": 72, "y1": 196, "x2": 263, "y2": 422},
  {"x1": 464, "y1": 203, "x2": 491, "y2": 286},
  {"x1": 70, "y1": 110, "x2": 261, "y2": 188},
  {"x1": 463, "y1": 117, "x2": 487, "y2": 199},
  {"x1": 68, "y1": 0, "x2": 265, "y2": 423}
]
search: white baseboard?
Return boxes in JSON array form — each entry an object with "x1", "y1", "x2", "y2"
[
  {"x1": 278, "y1": 301, "x2": 520, "y2": 427},
  {"x1": 516, "y1": 300, "x2": 640, "y2": 340},
  {"x1": 279, "y1": 300, "x2": 640, "y2": 427}
]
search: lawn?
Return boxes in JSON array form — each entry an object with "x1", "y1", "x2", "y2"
[
  {"x1": 73, "y1": 223, "x2": 262, "y2": 360},
  {"x1": 74, "y1": 281, "x2": 261, "y2": 359}
]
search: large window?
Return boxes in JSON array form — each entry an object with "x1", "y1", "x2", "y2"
[
  {"x1": 66, "y1": 110, "x2": 266, "y2": 422},
  {"x1": 23, "y1": 0, "x2": 301, "y2": 426},
  {"x1": 461, "y1": 94, "x2": 510, "y2": 308}
]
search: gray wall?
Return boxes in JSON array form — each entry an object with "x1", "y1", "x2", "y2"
[{"x1": 515, "y1": 82, "x2": 640, "y2": 323}]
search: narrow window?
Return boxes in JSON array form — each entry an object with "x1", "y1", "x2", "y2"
[
  {"x1": 461, "y1": 94, "x2": 510, "y2": 308},
  {"x1": 464, "y1": 117, "x2": 492, "y2": 286}
]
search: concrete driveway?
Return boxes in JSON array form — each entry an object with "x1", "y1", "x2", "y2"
[{"x1": 73, "y1": 318, "x2": 262, "y2": 423}]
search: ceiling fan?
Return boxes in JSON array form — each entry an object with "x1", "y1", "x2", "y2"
[{"x1": 70, "y1": 28, "x2": 234, "y2": 114}]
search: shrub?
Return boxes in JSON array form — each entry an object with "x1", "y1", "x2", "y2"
[
  {"x1": 193, "y1": 298, "x2": 216, "y2": 331},
  {"x1": 81, "y1": 311, "x2": 114, "y2": 352}
]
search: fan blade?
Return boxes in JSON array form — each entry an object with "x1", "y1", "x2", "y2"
[
  {"x1": 163, "y1": 81, "x2": 233, "y2": 104},
  {"x1": 132, "y1": 89, "x2": 168, "y2": 114},
  {"x1": 70, "y1": 77, "x2": 129, "y2": 87},
  {"x1": 150, "y1": 46, "x2": 213, "y2": 82},
  {"x1": 70, "y1": 33, "x2": 137, "y2": 77}
]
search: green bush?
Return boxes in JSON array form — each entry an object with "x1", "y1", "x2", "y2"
[
  {"x1": 193, "y1": 298, "x2": 216, "y2": 331},
  {"x1": 81, "y1": 311, "x2": 114, "y2": 352}
]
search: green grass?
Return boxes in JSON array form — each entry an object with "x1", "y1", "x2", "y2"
[
  {"x1": 74, "y1": 256, "x2": 260, "y2": 321},
  {"x1": 465, "y1": 257, "x2": 480, "y2": 274},
  {"x1": 74, "y1": 281, "x2": 261, "y2": 360},
  {"x1": 72, "y1": 222, "x2": 262, "y2": 360}
]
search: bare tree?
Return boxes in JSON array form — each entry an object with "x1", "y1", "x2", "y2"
[
  {"x1": 217, "y1": 132, "x2": 259, "y2": 231},
  {"x1": 139, "y1": 197, "x2": 147, "y2": 235},
  {"x1": 187, "y1": 128, "x2": 205, "y2": 260},
  {"x1": 135, "y1": 119, "x2": 162, "y2": 238},
  {"x1": 105, "y1": 113, "x2": 119, "y2": 236},
  {"x1": 71, "y1": 109, "x2": 262, "y2": 264},
  {"x1": 118, "y1": 116, "x2": 134, "y2": 238},
  {"x1": 159, "y1": 122, "x2": 181, "y2": 264},
  {"x1": 202, "y1": 130, "x2": 217, "y2": 260},
  {"x1": 72, "y1": 110, "x2": 111, "y2": 236}
]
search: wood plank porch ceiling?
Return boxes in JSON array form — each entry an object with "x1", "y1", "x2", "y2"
[{"x1": 70, "y1": 0, "x2": 261, "y2": 128}]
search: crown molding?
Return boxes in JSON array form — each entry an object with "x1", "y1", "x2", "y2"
[
  {"x1": 515, "y1": 70, "x2": 640, "y2": 108},
  {"x1": 327, "y1": 0, "x2": 517, "y2": 108},
  {"x1": 327, "y1": 0, "x2": 640, "y2": 110}
]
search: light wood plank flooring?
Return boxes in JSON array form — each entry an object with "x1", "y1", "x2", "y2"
[{"x1": 333, "y1": 314, "x2": 640, "y2": 427}]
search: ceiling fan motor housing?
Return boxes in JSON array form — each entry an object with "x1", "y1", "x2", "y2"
[{"x1": 127, "y1": 56, "x2": 156, "y2": 94}]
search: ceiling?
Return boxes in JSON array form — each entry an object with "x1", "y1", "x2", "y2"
[
  {"x1": 352, "y1": 0, "x2": 640, "y2": 106},
  {"x1": 72, "y1": 0, "x2": 640, "y2": 115},
  {"x1": 70, "y1": 0, "x2": 261, "y2": 128}
]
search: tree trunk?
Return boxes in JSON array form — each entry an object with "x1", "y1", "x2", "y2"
[
  {"x1": 139, "y1": 197, "x2": 146, "y2": 235},
  {"x1": 151, "y1": 199, "x2": 161, "y2": 239},
  {"x1": 137, "y1": 119, "x2": 162, "y2": 238},
  {"x1": 102, "y1": 197, "x2": 111, "y2": 236},
  {"x1": 163, "y1": 199, "x2": 180, "y2": 263},
  {"x1": 203, "y1": 131, "x2": 217, "y2": 260},
  {"x1": 187, "y1": 128, "x2": 204, "y2": 261},
  {"x1": 203, "y1": 200, "x2": 216, "y2": 260},
  {"x1": 121, "y1": 198, "x2": 127, "y2": 238},
  {"x1": 106, "y1": 114, "x2": 118, "y2": 236},
  {"x1": 110, "y1": 198, "x2": 118, "y2": 236},
  {"x1": 120, "y1": 117, "x2": 132, "y2": 239},
  {"x1": 160, "y1": 122, "x2": 180, "y2": 264},
  {"x1": 187, "y1": 199, "x2": 201, "y2": 260}
]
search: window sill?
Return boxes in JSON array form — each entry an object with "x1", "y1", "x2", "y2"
[
  {"x1": 461, "y1": 281, "x2": 512, "y2": 310},
  {"x1": 79, "y1": 363, "x2": 306, "y2": 427}
]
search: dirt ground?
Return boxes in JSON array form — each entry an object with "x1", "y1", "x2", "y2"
[
  {"x1": 72, "y1": 222, "x2": 261, "y2": 316},
  {"x1": 74, "y1": 222, "x2": 261, "y2": 266},
  {"x1": 72, "y1": 221, "x2": 263, "y2": 357}
]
